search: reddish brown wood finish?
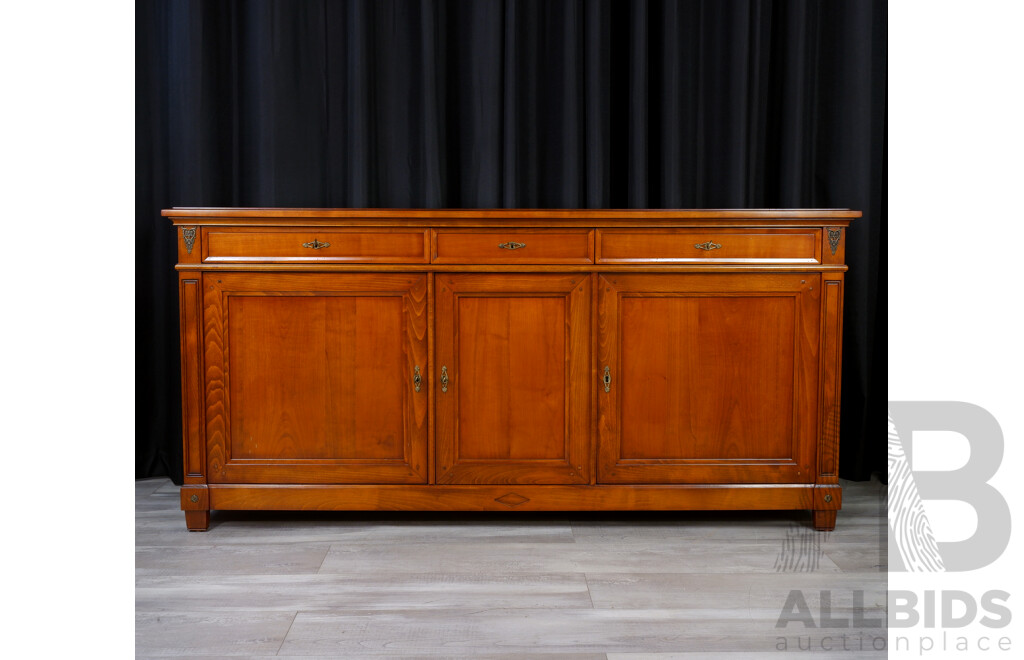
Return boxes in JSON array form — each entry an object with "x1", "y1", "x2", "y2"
[
  {"x1": 209, "y1": 483, "x2": 821, "y2": 511},
  {"x1": 597, "y1": 228, "x2": 820, "y2": 264},
  {"x1": 822, "y1": 227, "x2": 847, "y2": 266},
  {"x1": 818, "y1": 277, "x2": 845, "y2": 480},
  {"x1": 164, "y1": 207, "x2": 860, "y2": 220},
  {"x1": 167, "y1": 208, "x2": 857, "y2": 531},
  {"x1": 178, "y1": 226, "x2": 201, "y2": 265},
  {"x1": 814, "y1": 509, "x2": 838, "y2": 531},
  {"x1": 203, "y1": 227, "x2": 430, "y2": 263},
  {"x1": 179, "y1": 274, "x2": 206, "y2": 483},
  {"x1": 203, "y1": 273, "x2": 428, "y2": 485},
  {"x1": 184, "y1": 510, "x2": 210, "y2": 531},
  {"x1": 814, "y1": 275, "x2": 846, "y2": 532},
  {"x1": 435, "y1": 274, "x2": 590, "y2": 484},
  {"x1": 181, "y1": 483, "x2": 210, "y2": 531},
  {"x1": 597, "y1": 273, "x2": 819, "y2": 484},
  {"x1": 433, "y1": 229, "x2": 594, "y2": 264}
]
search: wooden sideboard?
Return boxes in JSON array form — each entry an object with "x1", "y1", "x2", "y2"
[{"x1": 165, "y1": 208, "x2": 857, "y2": 531}]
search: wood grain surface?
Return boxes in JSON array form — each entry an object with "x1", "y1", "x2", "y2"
[
  {"x1": 203, "y1": 273, "x2": 428, "y2": 486},
  {"x1": 597, "y1": 273, "x2": 819, "y2": 485},
  {"x1": 435, "y1": 274, "x2": 591, "y2": 485},
  {"x1": 203, "y1": 227, "x2": 430, "y2": 263},
  {"x1": 596, "y1": 228, "x2": 820, "y2": 263},
  {"x1": 169, "y1": 209, "x2": 853, "y2": 533}
]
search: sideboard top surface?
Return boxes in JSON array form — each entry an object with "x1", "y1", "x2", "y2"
[{"x1": 164, "y1": 208, "x2": 859, "y2": 228}]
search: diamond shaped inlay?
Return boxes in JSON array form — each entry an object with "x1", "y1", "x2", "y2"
[{"x1": 495, "y1": 493, "x2": 530, "y2": 507}]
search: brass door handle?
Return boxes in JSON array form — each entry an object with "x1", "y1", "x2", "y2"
[
  {"x1": 603, "y1": 366, "x2": 611, "y2": 393},
  {"x1": 413, "y1": 366, "x2": 422, "y2": 393},
  {"x1": 440, "y1": 366, "x2": 449, "y2": 393},
  {"x1": 498, "y1": 241, "x2": 526, "y2": 250},
  {"x1": 302, "y1": 240, "x2": 331, "y2": 249},
  {"x1": 694, "y1": 240, "x2": 722, "y2": 251}
]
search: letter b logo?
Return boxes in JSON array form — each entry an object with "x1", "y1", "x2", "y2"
[{"x1": 888, "y1": 402, "x2": 1010, "y2": 571}]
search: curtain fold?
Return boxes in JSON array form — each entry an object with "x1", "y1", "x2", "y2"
[{"x1": 137, "y1": 0, "x2": 885, "y2": 481}]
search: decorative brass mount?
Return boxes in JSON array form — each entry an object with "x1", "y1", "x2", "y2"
[
  {"x1": 182, "y1": 227, "x2": 197, "y2": 254},
  {"x1": 694, "y1": 240, "x2": 722, "y2": 251},
  {"x1": 498, "y1": 241, "x2": 526, "y2": 250},
  {"x1": 827, "y1": 228, "x2": 842, "y2": 255},
  {"x1": 302, "y1": 240, "x2": 331, "y2": 250}
]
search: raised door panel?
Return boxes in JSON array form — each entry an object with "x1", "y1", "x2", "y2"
[
  {"x1": 204, "y1": 273, "x2": 428, "y2": 484},
  {"x1": 436, "y1": 274, "x2": 590, "y2": 485},
  {"x1": 597, "y1": 273, "x2": 819, "y2": 484}
]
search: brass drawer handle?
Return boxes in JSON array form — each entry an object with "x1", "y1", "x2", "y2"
[
  {"x1": 440, "y1": 366, "x2": 449, "y2": 393},
  {"x1": 302, "y1": 240, "x2": 331, "y2": 250},
  {"x1": 603, "y1": 366, "x2": 611, "y2": 393},
  {"x1": 413, "y1": 366, "x2": 422, "y2": 393},
  {"x1": 694, "y1": 240, "x2": 722, "y2": 251},
  {"x1": 498, "y1": 241, "x2": 526, "y2": 250}
]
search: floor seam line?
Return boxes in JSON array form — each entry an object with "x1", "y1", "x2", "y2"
[
  {"x1": 315, "y1": 544, "x2": 330, "y2": 574},
  {"x1": 276, "y1": 611, "x2": 299, "y2": 656}
]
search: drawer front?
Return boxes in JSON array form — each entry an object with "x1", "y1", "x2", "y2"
[
  {"x1": 203, "y1": 229, "x2": 430, "y2": 263},
  {"x1": 597, "y1": 229, "x2": 820, "y2": 264},
  {"x1": 433, "y1": 230, "x2": 594, "y2": 264}
]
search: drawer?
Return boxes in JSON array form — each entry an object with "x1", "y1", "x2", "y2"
[
  {"x1": 596, "y1": 229, "x2": 820, "y2": 264},
  {"x1": 433, "y1": 229, "x2": 594, "y2": 264},
  {"x1": 203, "y1": 229, "x2": 430, "y2": 263}
]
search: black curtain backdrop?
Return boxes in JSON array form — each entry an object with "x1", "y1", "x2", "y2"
[{"x1": 137, "y1": 0, "x2": 885, "y2": 483}]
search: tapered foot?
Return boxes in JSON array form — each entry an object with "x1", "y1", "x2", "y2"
[
  {"x1": 185, "y1": 510, "x2": 210, "y2": 531},
  {"x1": 813, "y1": 509, "x2": 837, "y2": 531}
]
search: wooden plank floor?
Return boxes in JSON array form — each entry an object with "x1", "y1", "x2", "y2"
[{"x1": 137, "y1": 478, "x2": 887, "y2": 658}]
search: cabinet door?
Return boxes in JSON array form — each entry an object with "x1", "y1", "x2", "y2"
[
  {"x1": 204, "y1": 273, "x2": 428, "y2": 484},
  {"x1": 597, "y1": 273, "x2": 819, "y2": 484},
  {"x1": 436, "y1": 274, "x2": 590, "y2": 484}
]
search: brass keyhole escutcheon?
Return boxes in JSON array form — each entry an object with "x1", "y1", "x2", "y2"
[
  {"x1": 413, "y1": 366, "x2": 422, "y2": 393},
  {"x1": 440, "y1": 366, "x2": 449, "y2": 393},
  {"x1": 603, "y1": 366, "x2": 611, "y2": 393}
]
